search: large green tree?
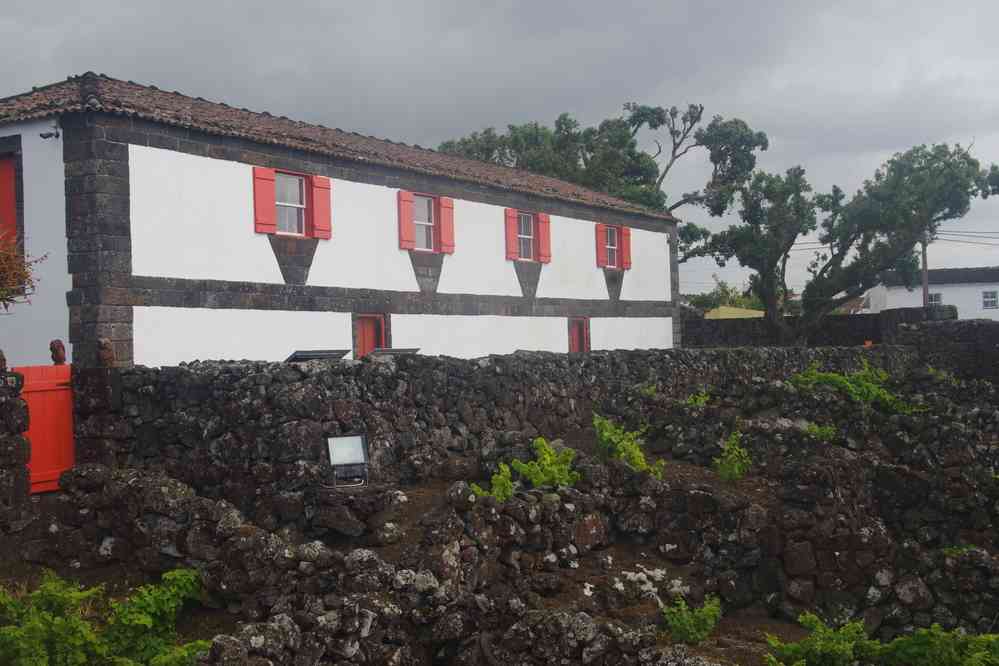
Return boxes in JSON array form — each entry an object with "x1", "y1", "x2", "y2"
[
  {"x1": 693, "y1": 144, "x2": 999, "y2": 342},
  {"x1": 438, "y1": 104, "x2": 768, "y2": 258}
]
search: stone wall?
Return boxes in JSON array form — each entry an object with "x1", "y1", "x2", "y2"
[
  {"x1": 682, "y1": 305, "x2": 956, "y2": 348},
  {"x1": 0, "y1": 379, "x2": 30, "y2": 531},
  {"x1": 897, "y1": 318, "x2": 999, "y2": 385},
  {"x1": 72, "y1": 346, "x2": 921, "y2": 533}
]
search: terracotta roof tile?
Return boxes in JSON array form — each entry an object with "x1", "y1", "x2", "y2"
[{"x1": 0, "y1": 73, "x2": 674, "y2": 222}]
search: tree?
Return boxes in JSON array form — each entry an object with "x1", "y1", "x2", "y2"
[
  {"x1": 0, "y1": 235, "x2": 43, "y2": 312},
  {"x1": 439, "y1": 104, "x2": 768, "y2": 259},
  {"x1": 684, "y1": 274, "x2": 763, "y2": 312},
  {"x1": 692, "y1": 144, "x2": 998, "y2": 342}
]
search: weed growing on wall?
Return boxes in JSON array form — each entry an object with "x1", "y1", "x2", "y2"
[
  {"x1": 765, "y1": 612, "x2": 999, "y2": 665},
  {"x1": 0, "y1": 569, "x2": 209, "y2": 666},
  {"x1": 926, "y1": 365, "x2": 960, "y2": 387},
  {"x1": 714, "y1": 430, "x2": 751, "y2": 482},
  {"x1": 593, "y1": 413, "x2": 665, "y2": 480},
  {"x1": 804, "y1": 422, "x2": 837, "y2": 442},
  {"x1": 471, "y1": 463, "x2": 515, "y2": 502},
  {"x1": 661, "y1": 595, "x2": 722, "y2": 645},
  {"x1": 790, "y1": 361, "x2": 917, "y2": 414},
  {"x1": 682, "y1": 390, "x2": 711, "y2": 407},
  {"x1": 511, "y1": 437, "x2": 581, "y2": 488},
  {"x1": 638, "y1": 382, "x2": 659, "y2": 398}
]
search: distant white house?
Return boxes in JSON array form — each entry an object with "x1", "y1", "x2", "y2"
[{"x1": 866, "y1": 266, "x2": 999, "y2": 320}]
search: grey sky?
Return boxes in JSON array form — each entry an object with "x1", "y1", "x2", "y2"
[{"x1": 3, "y1": 0, "x2": 997, "y2": 294}]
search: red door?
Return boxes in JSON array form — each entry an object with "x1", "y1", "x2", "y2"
[
  {"x1": 569, "y1": 318, "x2": 590, "y2": 352},
  {"x1": 354, "y1": 316, "x2": 384, "y2": 358},
  {"x1": 12, "y1": 365, "x2": 74, "y2": 493}
]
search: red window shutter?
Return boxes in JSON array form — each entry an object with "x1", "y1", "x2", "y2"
[
  {"x1": 0, "y1": 158, "x2": 15, "y2": 246},
  {"x1": 309, "y1": 176, "x2": 332, "y2": 240},
  {"x1": 397, "y1": 190, "x2": 415, "y2": 250},
  {"x1": 536, "y1": 213, "x2": 552, "y2": 263},
  {"x1": 252, "y1": 167, "x2": 277, "y2": 234},
  {"x1": 621, "y1": 226, "x2": 632, "y2": 269},
  {"x1": 595, "y1": 223, "x2": 608, "y2": 267},
  {"x1": 439, "y1": 197, "x2": 455, "y2": 254},
  {"x1": 504, "y1": 208, "x2": 519, "y2": 260}
]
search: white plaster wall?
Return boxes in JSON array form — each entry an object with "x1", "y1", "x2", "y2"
[
  {"x1": 866, "y1": 285, "x2": 888, "y2": 313},
  {"x1": 436, "y1": 199, "x2": 520, "y2": 296},
  {"x1": 590, "y1": 317, "x2": 673, "y2": 351},
  {"x1": 883, "y1": 283, "x2": 999, "y2": 320},
  {"x1": 308, "y1": 179, "x2": 417, "y2": 291},
  {"x1": 0, "y1": 120, "x2": 70, "y2": 365},
  {"x1": 619, "y1": 228, "x2": 670, "y2": 301},
  {"x1": 133, "y1": 306, "x2": 354, "y2": 366},
  {"x1": 130, "y1": 145, "x2": 282, "y2": 283},
  {"x1": 392, "y1": 314, "x2": 567, "y2": 358},
  {"x1": 535, "y1": 216, "x2": 608, "y2": 299}
]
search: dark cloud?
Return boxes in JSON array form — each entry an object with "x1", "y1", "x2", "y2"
[{"x1": 2, "y1": 0, "x2": 997, "y2": 292}]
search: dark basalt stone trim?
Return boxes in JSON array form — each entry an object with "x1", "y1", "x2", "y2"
[
  {"x1": 83, "y1": 112, "x2": 677, "y2": 237},
  {"x1": 603, "y1": 268, "x2": 623, "y2": 302},
  {"x1": 268, "y1": 235, "x2": 319, "y2": 286},
  {"x1": 122, "y1": 275, "x2": 678, "y2": 319},
  {"x1": 513, "y1": 260, "x2": 542, "y2": 299},
  {"x1": 408, "y1": 251, "x2": 443, "y2": 294}
]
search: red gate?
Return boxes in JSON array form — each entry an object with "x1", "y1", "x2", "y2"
[{"x1": 13, "y1": 365, "x2": 74, "y2": 493}]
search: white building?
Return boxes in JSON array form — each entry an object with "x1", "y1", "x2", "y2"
[
  {"x1": 866, "y1": 267, "x2": 999, "y2": 320},
  {"x1": 0, "y1": 73, "x2": 679, "y2": 367}
]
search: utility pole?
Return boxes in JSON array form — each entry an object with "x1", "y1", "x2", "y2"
[{"x1": 921, "y1": 236, "x2": 929, "y2": 307}]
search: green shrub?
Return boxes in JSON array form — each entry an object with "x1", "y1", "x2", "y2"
[
  {"x1": 790, "y1": 361, "x2": 916, "y2": 414},
  {"x1": 804, "y1": 422, "x2": 837, "y2": 442},
  {"x1": 0, "y1": 569, "x2": 208, "y2": 666},
  {"x1": 683, "y1": 390, "x2": 711, "y2": 407},
  {"x1": 940, "y1": 544, "x2": 975, "y2": 558},
  {"x1": 661, "y1": 595, "x2": 721, "y2": 645},
  {"x1": 926, "y1": 365, "x2": 960, "y2": 387},
  {"x1": 638, "y1": 382, "x2": 659, "y2": 398},
  {"x1": 511, "y1": 437, "x2": 580, "y2": 489},
  {"x1": 713, "y1": 430, "x2": 751, "y2": 482},
  {"x1": 471, "y1": 462, "x2": 515, "y2": 502},
  {"x1": 593, "y1": 413, "x2": 665, "y2": 480},
  {"x1": 766, "y1": 612, "x2": 999, "y2": 666}
]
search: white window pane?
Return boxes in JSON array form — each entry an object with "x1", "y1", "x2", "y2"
[
  {"x1": 607, "y1": 248, "x2": 617, "y2": 267},
  {"x1": 519, "y1": 238, "x2": 533, "y2": 259},
  {"x1": 277, "y1": 206, "x2": 303, "y2": 234},
  {"x1": 416, "y1": 223, "x2": 434, "y2": 250},
  {"x1": 414, "y1": 196, "x2": 434, "y2": 224},
  {"x1": 328, "y1": 436, "x2": 366, "y2": 465},
  {"x1": 519, "y1": 213, "x2": 533, "y2": 237},
  {"x1": 606, "y1": 227, "x2": 617, "y2": 248},
  {"x1": 276, "y1": 173, "x2": 303, "y2": 205},
  {"x1": 929, "y1": 293, "x2": 942, "y2": 305}
]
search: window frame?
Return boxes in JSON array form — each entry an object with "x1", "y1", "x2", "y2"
[
  {"x1": 605, "y1": 225, "x2": 619, "y2": 269},
  {"x1": 274, "y1": 171, "x2": 308, "y2": 237},
  {"x1": 928, "y1": 292, "x2": 942, "y2": 306},
  {"x1": 517, "y1": 211, "x2": 536, "y2": 261},
  {"x1": 983, "y1": 290, "x2": 998, "y2": 310},
  {"x1": 412, "y1": 193, "x2": 438, "y2": 252}
]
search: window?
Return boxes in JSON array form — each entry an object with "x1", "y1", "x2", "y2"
[
  {"x1": 594, "y1": 223, "x2": 631, "y2": 270},
  {"x1": 504, "y1": 209, "x2": 551, "y2": 262},
  {"x1": 605, "y1": 226, "x2": 619, "y2": 268},
  {"x1": 252, "y1": 167, "x2": 332, "y2": 239},
  {"x1": 414, "y1": 194, "x2": 435, "y2": 251},
  {"x1": 0, "y1": 157, "x2": 16, "y2": 247},
  {"x1": 984, "y1": 290, "x2": 998, "y2": 309},
  {"x1": 928, "y1": 293, "x2": 942, "y2": 306},
  {"x1": 398, "y1": 191, "x2": 455, "y2": 254},
  {"x1": 275, "y1": 173, "x2": 305, "y2": 235},
  {"x1": 518, "y1": 212, "x2": 534, "y2": 260}
]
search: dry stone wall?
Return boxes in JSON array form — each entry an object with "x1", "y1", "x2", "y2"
[{"x1": 0, "y1": 381, "x2": 30, "y2": 531}]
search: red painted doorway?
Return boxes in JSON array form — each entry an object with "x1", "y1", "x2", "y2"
[
  {"x1": 12, "y1": 365, "x2": 74, "y2": 493},
  {"x1": 354, "y1": 315, "x2": 385, "y2": 358},
  {"x1": 568, "y1": 317, "x2": 590, "y2": 353}
]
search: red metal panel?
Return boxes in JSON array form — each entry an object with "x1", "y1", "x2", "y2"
[
  {"x1": 12, "y1": 365, "x2": 74, "y2": 493},
  {"x1": 504, "y1": 208, "x2": 519, "y2": 260},
  {"x1": 620, "y1": 226, "x2": 632, "y2": 269},
  {"x1": 253, "y1": 167, "x2": 277, "y2": 234},
  {"x1": 397, "y1": 190, "x2": 415, "y2": 249},
  {"x1": 595, "y1": 223, "x2": 608, "y2": 268},
  {"x1": 310, "y1": 175, "x2": 332, "y2": 240},
  {"x1": 536, "y1": 213, "x2": 551, "y2": 263},
  {"x1": 438, "y1": 197, "x2": 455, "y2": 254}
]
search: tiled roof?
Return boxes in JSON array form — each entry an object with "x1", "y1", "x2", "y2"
[
  {"x1": 884, "y1": 266, "x2": 999, "y2": 287},
  {"x1": 0, "y1": 73, "x2": 674, "y2": 222}
]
